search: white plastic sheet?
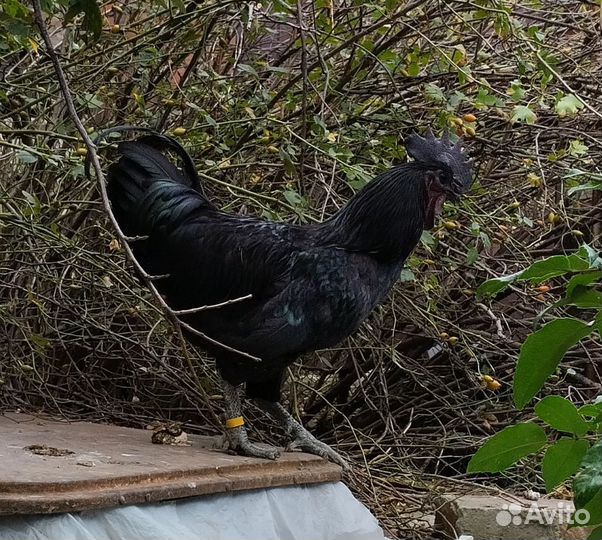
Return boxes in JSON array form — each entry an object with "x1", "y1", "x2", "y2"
[{"x1": 0, "y1": 481, "x2": 385, "y2": 540}]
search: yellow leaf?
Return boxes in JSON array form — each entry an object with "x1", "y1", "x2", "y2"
[
  {"x1": 527, "y1": 172, "x2": 542, "y2": 188},
  {"x1": 27, "y1": 38, "x2": 39, "y2": 54}
]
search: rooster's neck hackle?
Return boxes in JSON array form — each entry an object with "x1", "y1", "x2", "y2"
[{"x1": 324, "y1": 163, "x2": 429, "y2": 262}]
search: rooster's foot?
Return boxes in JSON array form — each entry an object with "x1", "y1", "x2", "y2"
[
  {"x1": 227, "y1": 427, "x2": 280, "y2": 460},
  {"x1": 286, "y1": 427, "x2": 348, "y2": 469},
  {"x1": 254, "y1": 399, "x2": 348, "y2": 469}
]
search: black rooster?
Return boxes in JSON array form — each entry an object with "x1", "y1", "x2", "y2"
[{"x1": 105, "y1": 128, "x2": 473, "y2": 466}]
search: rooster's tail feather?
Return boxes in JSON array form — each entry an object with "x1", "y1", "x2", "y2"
[{"x1": 104, "y1": 129, "x2": 212, "y2": 237}]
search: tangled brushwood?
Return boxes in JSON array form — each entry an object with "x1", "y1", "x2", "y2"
[{"x1": 0, "y1": 2, "x2": 600, "y2": 537}]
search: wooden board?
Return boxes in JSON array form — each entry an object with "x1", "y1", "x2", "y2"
[{"x1": 0, "y1": 413, "x2": 341, "y2": 515}]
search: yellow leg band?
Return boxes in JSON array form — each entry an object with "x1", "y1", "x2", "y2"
[{"x1": 225, "y1": 416, "x2": 245, "y2": 429}]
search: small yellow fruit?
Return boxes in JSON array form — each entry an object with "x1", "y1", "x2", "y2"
[
  {"x1": 75, "y1": 147, "x2": 88, "y2": 156},
  {"x1": 439, "y1": 332, "x2": 449, "y2": 340},
  {"x1": 444, "y1": 220, "x2": 459, "y2": 230},
  {"x1": 464, "y1": 126, "x2": 476, "y2": 138},
  {"x1": 463, "y1": 113, "x2": 477, "y2": 123},
  {"x1": 536, "y1": 285, "x2": 551, "y2": 293},
  {"x1": 107, "y1": 66, "x2": 119, "y2": 75},
  {"x1": 572, "y1": 230, "x2": 584, "y2": 237},
  {"x1": 448, "y1": 336, "x2": 459, "y2": 346},
  {"x1": 267, "y1": 145, "x2": 279, "y2": 154},
  {"x1": 508, "y1": 200, "x2": 521, "y2": 209},
  {"x1": 173, "y1": 127, "x2": 187, "y2": 136},
  {"x1": 451, "y1": 117, "x2": 464, "y2": 126},
  {"x1": 481, "y1": 374, "x2": 502, "y2": 391},
  {"x1": 110, "y1": 24, "x2": 121, "y2": 33},
  {"x1": 547, "y1": 212, "x2": 561, "y2": 225},
  {"x1": 487, "y1": 379, "x2": 502, "y2": 391}
]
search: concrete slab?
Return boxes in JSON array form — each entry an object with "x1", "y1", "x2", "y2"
[
  {"x1": 0, "y1": 413, "x2": 341, "y2": 515},
  {"x1": 434, "y1": 494, "x2": 592, "y2": 540}
]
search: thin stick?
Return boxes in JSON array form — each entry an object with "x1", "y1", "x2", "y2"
[
  {"x1": 32, "y1": 0, "x2": 261, "y2": 363},
  {"x1": 172, "y1": 294, "x2": 252, "y2": 315}
]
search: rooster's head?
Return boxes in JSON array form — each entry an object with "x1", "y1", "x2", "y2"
[{"x1": 406, "y1": 129, "x2": 473, "y2": 229}]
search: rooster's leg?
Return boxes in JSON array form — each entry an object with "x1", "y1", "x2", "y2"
[
  {"x1": 255, "y1": 400, "x2": 347, "y2": 469},
  {"x1": 221, "y1": 380, "x2": 280, "y2": 460}
]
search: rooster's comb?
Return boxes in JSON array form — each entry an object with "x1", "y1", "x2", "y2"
[{"x1": 406, "y1": 129, "x2": 473, "y2": 193}]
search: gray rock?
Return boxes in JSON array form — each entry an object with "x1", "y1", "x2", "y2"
[{"x1": 434, "y1": 494, "x2": 592, "y2": 540}]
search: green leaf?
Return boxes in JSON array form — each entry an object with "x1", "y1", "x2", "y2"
[
  {"x1": 578, "y1": 245, "x2": 602, "y2": 269},
  {"x1": 565, "y1": 171, "x2": 602, "y2": 196},
  {"x1": 514, "y1": 318, "x2": 595, "y2": 409},
  {"x1": 555, "y1": 94, "x2": 585, "y2": 117},
  {"x1": 574, "y1": 439, "x2": 602, "y2": 509},
  {"x1": 399, "y1": 268, "x2": 416, "y2": 282},
  {"x1": 587, "y1": 526, "x2": 602, "y2": 540},
  {"x1": 569, "y1": 139, "x2": 589, "y2": 157},
  {"x1": 579, "y1": 402, "x2": 602, "y2": 422},
  {"x1": 283, "y1": 190, "x2": 303, "y2": 207},
  {"x1": 567, "y1": 271, "x2": 602, "y2": 297},
  {"x1": 564, "y1": 169, "x2": 602, "y2": 181},
  {"x1": 466, "y1": 246, "x2": 478, "y2": 265},
  {"x1": 568, "y1": 182, "x2": 602, "y2": 196},
  {"x1": 476, "y1": 253, "x2": 592, "y2": 299},
  {"x1": 267, "y1": 66, "x2": 292, "y2": 75},
  {"x1": 564, "y1": 287, "x2": 602, "y2": 309},
  {"x1": 542, "y1": 438, "x2": 589, "y2": 492},
  {"x1": 237, "y1": 63, "x2": 259, "y2": 78},
  {"x1": 519, "y1": 254, "x2": 590, "y2": 283},
  {"x1": 4, "y1": 0, "x2": 30, "y2": 18},
  {"x1": 420, "y1": 230, "x2": 436, "y2": 249},
  {"x1": 476, "y1": 271, "x2": 521, "y2": 298},
  {"x1": 582, "y1": 489, "x2": 602, "y2": 529},
  {"x1": 16, "y1": 150, "x2": 38, "y2": 164},
  {"x1": 467, "y1": 423, "x2": 547, "y2": 473},
  {"x1": 506, "y1": 80, "x2": 526, "y2": 102},
  {"x1": 424, "y1": 83, "x2": 446, "y2": 104},
  {"x1": 64, "y1": 0, "x2": 102, "y2": 40},
  {"x1": 511, "y1": 105, "x2": 537, "y2": 124},
  {"x1": 474, "y1": 88, "x2": 498, "y2": 107},
  {"x1": 535, "y1": 396, "x2": 590, "y2": 436}
]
